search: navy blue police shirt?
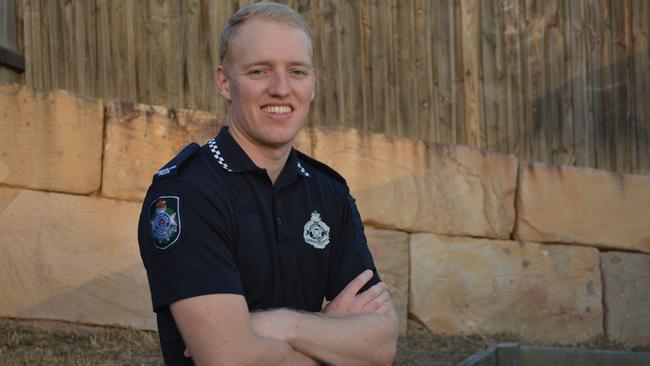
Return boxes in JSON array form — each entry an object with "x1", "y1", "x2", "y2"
[{"x1": 138, "y1": 126, "x2": 380, "y2": 365}]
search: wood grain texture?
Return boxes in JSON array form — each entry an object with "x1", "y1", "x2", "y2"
[{"x1": 13, "y1": 0, "x2": 650, "y2": 175}]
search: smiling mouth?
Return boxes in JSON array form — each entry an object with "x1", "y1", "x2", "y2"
[{"x1": 262, "y1": 105, "x2": 293, "y2": 114}]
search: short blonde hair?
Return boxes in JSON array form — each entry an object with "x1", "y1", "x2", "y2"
[{"x1": 219, "y1": 2, "x2": 314, "y2": 64}]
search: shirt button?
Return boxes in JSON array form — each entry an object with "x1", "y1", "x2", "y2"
[{"x1": 276, "y1": 217, "x2": 282, "y2": 225}]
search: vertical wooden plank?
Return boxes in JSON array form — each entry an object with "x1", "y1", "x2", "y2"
[
  {"x1": 317, "y1": 0, "x2": 341, "y2": 129},
  {"x1": 631, "y1": 0, "x2": 649, "y2": 174},
  {"x1": 82, "y1": 0, "x2": 97, "y2": 96},
  {"x1": 569, "y1": 0, "x2": 593, "y2": 168},
  {"x1": 517, "y1": 0, "x2": 532, "y2": 162},
  {"x1": 146, "y1": 0, "x2": 172, "y2": 108},
  {"x1": 523, "y1": 0, "x2": 547, "y2": 163},
  {"x1": 201, "y1": 0, "x2": 221, "y2": 114},
  {"x1": 62, "y1": 0, "x2": 76, "y2": 91},
  {"x1": 395, "y1": 0, "x2": 416, "y2": 137},
  {"x1": 110, "y1": 0, "x2": 125, "y2": 99},
  {"x1": 481, "y1": 0, "x2": 507, "y2": 152},
  {"x1": 459, "y1": 0, "x2": 482, "y2": 149},
  {"x1": 414, "y1": 0, "x2": 433, "y2": 141},
  {"x1": 503, "y1": 0, "x2": 525, "y2": 158},
  {"x1": 0, "y1": 0, "x2": 20, "y2": 83},
  {"x1": 611, "y1": 0, "x2": 635, "y2": 173},
  {"x1": 452, "y1": 0, "x2": 465, "y2": 146},
  {"x1": 305, "y1": 0, "x2": 322, "y2": 128},
  {"x1": 589, "y1": 0, "x2": 615, "y2": 171},
  {"x1": 14, "y1": 0, "x2": 24, "y2": 84},
  {"x1": 25, "y1": 0, "x2": 43, "y2": 88},
  {"x1": 493, "y1": 0, "x2": 507, "y2": 153},
  {"x1": 38, "y1": 0, "x2": 51, "y2": 90},
  {"x1": 385, "y1": 0, "x2": 399, "y2": 135},
  {"x1": 601, "y1": 0, "x2": 615, "y2": 171},
  {"x1": 359, "y1": 0, "x2": 371, "y2": 134},
  {"x1": 333, "y1": 0, "x2": 345, "y2": 128},
  {"x1": 366, "y1": 0, "x2": 382, "y2": 135},
  {"x1": 560, "y1": 0, "x2": 575, "y2": 166},
  {"x1": 0, "y1": 0, "x2": 16, "y2": 48},
  {"x1": 339, "y1": 0, "x2": 363, "y2": 131},
  {"x1": 95, "y1": 0, "x2": 110, "y2": 98},
  {"x1": 547, "y1": 0, "x2": 572, "y2": 165},
  {"x1": 434, "y1": 0, "x2": 455, "y2": 144}
]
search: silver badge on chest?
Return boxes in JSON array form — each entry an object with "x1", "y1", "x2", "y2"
[{"x1": 303, "y1": 211, "x2": 330, "y2": 249}]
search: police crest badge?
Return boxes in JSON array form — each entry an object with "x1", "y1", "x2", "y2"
[
  {"x1": 149, "y1": 196, "x2": 181, "y2": 250},
  {"x1": 303, "y1": 211, "x2": 330, "y2": 249}
]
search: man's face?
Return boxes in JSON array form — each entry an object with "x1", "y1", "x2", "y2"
[{"x1": 216, "y1": 19, "x2": 316, "y2": 150}]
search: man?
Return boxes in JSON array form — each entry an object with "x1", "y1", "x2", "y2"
[{"x1": 138, "y1": 3, "x2": 398, "y2": 365}]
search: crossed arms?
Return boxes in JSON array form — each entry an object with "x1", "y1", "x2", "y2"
[{"x1": 171, "y1": 270, "x2": 399, "y2": 365}]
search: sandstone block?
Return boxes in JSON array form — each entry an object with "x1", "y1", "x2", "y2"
[
  {"x1": 102, "y1": 101, "x2": 313, "y2": 202},
  {"x1": 515, "y1": 163, "x2": 650, "y2": 253},
  {"x1": 101, "y1": 101, "x2": 226, "y2": 201},
  {"x1": 365, "y1": 227, "x2": 409, "y2": 334},
  {"x1": 310, "y1": 128, "x2": 517, "y2": 238},
  {"x1": 409, "y1": 234, "x2": 602, "y2": 344},
  {"x1": 601, "y1": 252, "x2": 650, "y2": 346},
  {"x1": 0, "y1": 187, "x2": 155, "y2": 330},
  {"x1": 0, "y1": 84, "x2": 103, "y2": 193}
]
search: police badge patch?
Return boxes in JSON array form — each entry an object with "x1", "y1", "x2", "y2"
[
  {"x1": 303, "y1": 211, "x2": 330, "y2": 249},
  {"x1": 149, "y1": 196, "x2": 181, "y2": 250}
]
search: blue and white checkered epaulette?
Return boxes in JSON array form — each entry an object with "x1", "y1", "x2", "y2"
[
  {"x1": 153, "y1": 143, "x2": 200, "y2": 181},
  {"x1": 294, "y1": 150, "x2": 348, "y2": 187}
]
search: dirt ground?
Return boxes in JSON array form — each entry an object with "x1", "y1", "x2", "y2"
[{"x1": 1, "y1": 317, "x2": 648, "y2": 365}]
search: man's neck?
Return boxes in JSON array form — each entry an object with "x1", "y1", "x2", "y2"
[{"x1": 227, "y1": 126, "x2": 292, "y2": 185}]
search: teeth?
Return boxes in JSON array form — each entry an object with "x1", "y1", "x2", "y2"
[{"x1": 262, "y1": 105, "x2": 292, "y2": 114}]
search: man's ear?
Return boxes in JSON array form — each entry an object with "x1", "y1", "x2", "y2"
[{"x1": 215, "y1": 66, "x2": 231, "y2": 101}]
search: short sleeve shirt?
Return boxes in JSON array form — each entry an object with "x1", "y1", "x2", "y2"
[{"x1": 138, "y1": 127, "x2": 380, "y2": 364}]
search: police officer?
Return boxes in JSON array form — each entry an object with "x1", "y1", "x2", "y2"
[{"x1": 138, "y1": 3, "x2": 399, "y2": 365}]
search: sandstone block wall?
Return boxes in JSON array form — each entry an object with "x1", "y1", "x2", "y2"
[
  {"x1": 410, "y1": 234, "x2": 602, "y2": 343},
  {"x1": 516, "y1": 163, "x2": 650, "y2": 253},
  {"x1": 0, "y1": 84, "x2": 103, "y2": 194},
  {"x1": 1, "y1": 83, "x2": 649, "y2": 346}
]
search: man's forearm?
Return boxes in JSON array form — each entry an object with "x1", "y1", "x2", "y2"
[{"x1": 252, "y1": 308, "x2": 398, "y2": 366}]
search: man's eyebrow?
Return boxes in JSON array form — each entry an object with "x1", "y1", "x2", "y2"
[{"x1": 241, "y1": 61, "x2": 313, "y2": 69}]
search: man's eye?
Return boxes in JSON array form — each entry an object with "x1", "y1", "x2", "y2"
[
  {"x1": 291, "y1": 69, "x2": 310, "y2": 77},
  {"x1": 249, "y1": 69, "x2": 266, "y2": 75}
]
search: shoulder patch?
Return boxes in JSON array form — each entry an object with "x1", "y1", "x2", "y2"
[
  {"x1": 295, "y1": 150, "x2": 348, "y2": 186},
  {"x1": 153, "y1": 143, "x2": 200, "y2": 181},
  {"x1": 149, "y1": 196, "x2": 181, "y2": 250}
]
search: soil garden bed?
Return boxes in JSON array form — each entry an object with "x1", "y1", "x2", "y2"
[{"x1": 1, "y1": 317, "x2": 647, "y2": 365}]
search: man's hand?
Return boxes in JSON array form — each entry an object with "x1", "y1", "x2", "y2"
[
  {"x1": 323, "y1": 269, "x2": 391, "y2": 316},
  {"x1": 242, "y1": 271, "x2": 397, "y2": 365}
]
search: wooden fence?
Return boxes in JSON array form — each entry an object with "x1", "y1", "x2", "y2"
[{"x1": 10, "y1": 0, "x2": 650, "y2": 175}]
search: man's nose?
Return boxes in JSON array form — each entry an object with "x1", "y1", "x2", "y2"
[{"x1": 268, "y1": 71, "x2": 291, "y2": 97}]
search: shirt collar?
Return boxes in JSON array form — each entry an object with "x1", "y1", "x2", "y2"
[{"x1": 208, "y1": 126, "x2": 311, "y2": 180}]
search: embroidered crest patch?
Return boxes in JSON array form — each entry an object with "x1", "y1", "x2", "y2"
[
  {"x1": 149, "y1": 196, "x2": 181, "y2": 250},
  {"x1": 303, "y1": 211, "x2": 330, "y2": 249}
]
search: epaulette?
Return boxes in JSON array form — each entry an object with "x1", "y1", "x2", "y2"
[
  {"x1": 152, "y1": 143, "x2": 200, "y2": 181},
  {"x1": 295, "y1": 150, "x2": 348, "y2": 187}
]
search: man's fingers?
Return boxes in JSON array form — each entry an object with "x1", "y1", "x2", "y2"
[
  {"x1": 375, "y1": 301, "x2": 391, "y2": 315},
  {"x1": 340, "y1": 270, "x2": 374, "y2": 297},
  {"x1": 184, "y1": 347, "x2": 191, "y2": 358},
  {"x1": 364, "y1": 289, "x2": 390, "y2": 311},
  {"x1": 356, "y1": 281, "x2": 385, "y2": 306}
]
